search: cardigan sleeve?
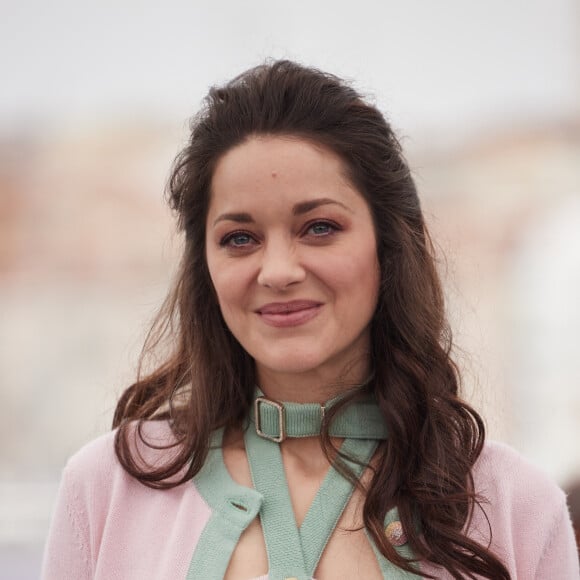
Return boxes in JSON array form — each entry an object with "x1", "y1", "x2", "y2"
[
  {"x1": 40, "y1": 423, "x2": 189, "y2": 580},
  {"x1": 41, "y1": 460, "x2": 93, "y2": 580},
  {"x1": 534, "y1": 495, "x2": 579, "y2": 579}
]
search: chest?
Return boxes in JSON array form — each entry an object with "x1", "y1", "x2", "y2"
[
  {"x1": 89, "y1": 433, "x2": 420, "y2": 580},
  {"x1": 212, "y1": 433, "x2": 417, "y2": 580},
  {"x1": 223, "y1": 489, "x2": 384, "y2": 580}
]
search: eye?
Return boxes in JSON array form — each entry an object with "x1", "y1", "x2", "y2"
[
  {"x1": 220, "y1": 231, "x2": 256, "y2": 248},
  {"x1": 304, "y1": 220, "x2": 340, "y2": 237}
]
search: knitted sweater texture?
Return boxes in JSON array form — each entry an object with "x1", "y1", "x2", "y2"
[{"x1": 41, "y1": 421, "x2": 579, "y2": 579}]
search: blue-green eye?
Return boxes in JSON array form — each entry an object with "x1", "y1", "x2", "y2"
[
  {"x1": 221, "y1": 231, "x2": 254, "y2": 247},
  {"x1": 306, "y1": 221, "x2": 338, "y2": 236}
]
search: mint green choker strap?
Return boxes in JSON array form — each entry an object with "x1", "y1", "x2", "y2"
[
  {"x1": 250, "y1": 389, "x2": 388, "y2": 442},
  {"x1": 244, "y1": 422, "x2": 378, "y2": 579}
]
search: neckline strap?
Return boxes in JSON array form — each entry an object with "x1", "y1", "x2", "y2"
[
  {"x1": 251, "y1": 390, "x2": 388, "y2": 442},
  {"x1": 244, "y1": 419, "x2": 379, "y2": 579}
]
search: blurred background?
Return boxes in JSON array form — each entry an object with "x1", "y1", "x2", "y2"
[{"x1": 1, "y1": 0, "x2": 579, "y2": 577}]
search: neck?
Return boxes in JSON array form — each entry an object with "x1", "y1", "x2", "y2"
[{"x1": 256, "y1": 359, "x2": 372, "y2": 404}]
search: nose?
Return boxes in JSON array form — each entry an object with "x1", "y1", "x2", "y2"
[{"x1": 257, "y1": 240, "x2": 306, "y2": 290}]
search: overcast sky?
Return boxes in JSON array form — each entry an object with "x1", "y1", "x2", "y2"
[{"x1": 1, "y1": 0, "x2": 578, "y2": 140}]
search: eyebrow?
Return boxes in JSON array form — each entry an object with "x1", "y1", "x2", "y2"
[
  {"x1": 212, "y1": 212, "x2": 254, "y2": 226},
  {"x1": 212, "y1": 197, "x2": 352, "y2": 226},
  {"x1": 292, "y1": 198, "x2": 352, "y2": 215}
]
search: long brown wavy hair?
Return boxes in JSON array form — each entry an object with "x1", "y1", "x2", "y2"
[{"x1": 113, "y1": 60, "x2": 510, "y2": 579}]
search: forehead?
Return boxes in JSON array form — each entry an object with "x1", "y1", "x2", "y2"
[{"x1": 208, "y1": 136, "x2": 360, "y2": 212}]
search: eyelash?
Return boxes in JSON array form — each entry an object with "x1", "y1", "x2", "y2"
[
  {"x1": 219, "y1": 231, "x2": 256, "y2": 248},
  {"x1": 219, "y1": 220, "x2": 341, "y2": 249},
  {"x1": 305, "y1": 220, "x2": 338, "y2": 237}
]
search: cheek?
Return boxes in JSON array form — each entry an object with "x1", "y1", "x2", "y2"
[
  {"x1": 206, "y1": 252, "x2": 228, "y2": 305},
  {"x1": 206, "y1": 255, "x2": 251, "y2": 315},
  {"x1": 324, "y1": 243, "x2": 379, "y2": 300},
  {"x1": 356, "y1": 236, "x2": 380, "y2": 297}
]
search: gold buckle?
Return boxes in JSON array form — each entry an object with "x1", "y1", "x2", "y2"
[{"x1": 254, "y1": 397, "x2": 286, "y2": 442}]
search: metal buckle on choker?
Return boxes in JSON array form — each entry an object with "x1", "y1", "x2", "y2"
[{"x1": 254, "y1": 396, "x2": 286, "y2": 443}]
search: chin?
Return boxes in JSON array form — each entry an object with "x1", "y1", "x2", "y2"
[
  {"x1": 253, "y1": 346, "x2": 336, "y2": 376},
  {"x1": 258, "y1": 356, "x2": 323, "y2": 375}
]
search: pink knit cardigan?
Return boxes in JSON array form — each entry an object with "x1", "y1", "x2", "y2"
[{"x1": 41, "y1": 422, "x2": 579, "y2": 579}]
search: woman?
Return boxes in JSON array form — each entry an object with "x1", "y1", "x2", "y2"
[{"x1": 42, "y1": 60, "x2": 579, "y2": 579}]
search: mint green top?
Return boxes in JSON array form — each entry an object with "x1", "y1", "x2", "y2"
[{"x1": 187, "y1": 426, "x2": 420, "y2": 579}]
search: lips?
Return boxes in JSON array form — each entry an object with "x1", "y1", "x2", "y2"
[
  {"x1": 257, "y1": 300, "x2": 321, "y2": 314},
  {"x1": 256, "y1": 300, "x2": 322, "y2": 327}
]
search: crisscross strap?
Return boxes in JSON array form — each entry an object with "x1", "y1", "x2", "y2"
[
  {"x1": 244, "y1": 423, "x2": 377, "y2": 579},
  {"x1": 298, "y1": 438, "x2": 378, "y2": 574}
]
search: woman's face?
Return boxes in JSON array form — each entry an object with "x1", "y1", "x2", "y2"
[{"x1": 205, "y1": 136, "x2": 380, "y2": 386}]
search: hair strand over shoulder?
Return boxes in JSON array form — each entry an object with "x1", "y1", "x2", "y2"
[{"x1": 113, "y1": 59, "x2": 510, "y2": 580}]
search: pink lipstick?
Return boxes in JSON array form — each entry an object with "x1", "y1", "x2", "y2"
[{"x1": 256, "y1": 300, "x2": 322, "y2": 328}]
